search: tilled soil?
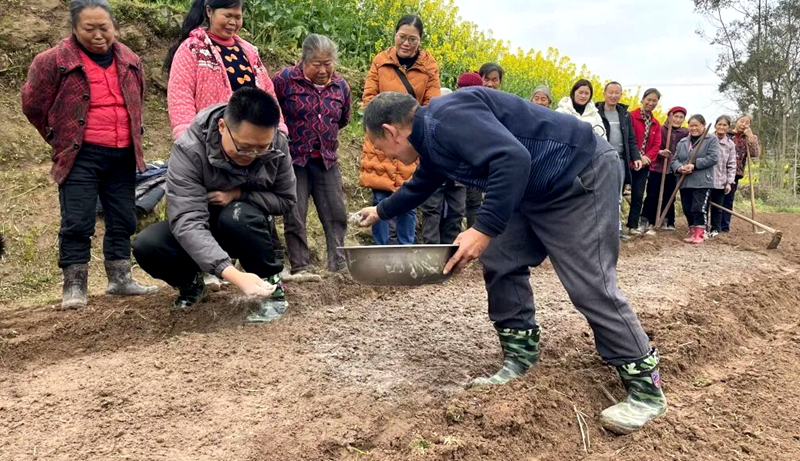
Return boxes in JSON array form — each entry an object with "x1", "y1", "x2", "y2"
[{"x1": 1, "y1": 214, "x2": 799, "y2": 460}]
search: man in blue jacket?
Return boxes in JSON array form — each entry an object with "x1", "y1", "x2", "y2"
[{"x1": 356, "y1": 88, "x2": 666, "y2": 435}]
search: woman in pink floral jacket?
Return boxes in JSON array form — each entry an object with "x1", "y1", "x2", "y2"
[{"x1": 163, "y1": 0, "x2": 286, "y2": 140}]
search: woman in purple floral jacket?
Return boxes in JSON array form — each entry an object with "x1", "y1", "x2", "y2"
[{"x1": 272, "y1": 34, "x2": 352, "y2": 279}]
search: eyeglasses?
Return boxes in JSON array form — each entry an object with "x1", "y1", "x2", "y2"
[
  {"x1": 225, "y1": 126, "x2": 277, "y2": 158},
  {"x1": 396, "y1": 33, "x2": 420, "y2": 45}
]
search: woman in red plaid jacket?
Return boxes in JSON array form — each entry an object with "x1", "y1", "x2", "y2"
[{"x1": 21, "y1": 0, "x2": 156, "y2": 310}]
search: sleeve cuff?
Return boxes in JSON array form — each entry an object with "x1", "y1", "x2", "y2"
[
  {"x1": 472, "y1": 218, "x2": 501, "y2": 238},
  {"x1": 376, "y1": 201, "x2": 390, "y2": 220},
  {"x1": 215, "y1": 259, "x2": 233, "y2": 278}
]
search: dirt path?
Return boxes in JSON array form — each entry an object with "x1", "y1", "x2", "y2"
[{"x1": 1, "y1": 215, "x2": 799, "y2": 460}]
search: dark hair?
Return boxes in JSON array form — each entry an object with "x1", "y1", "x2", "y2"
[
  {"x1": 479, "y1": 62, "x2": 504, "y2": 81},
  {"x1": 395, "y1": 14, "x2": 424, "y2": 38},
  {"x1": 688, "y1": 114, "x2": 706, "y2": 126},
  {"x1": 363, "y1": 92, "x2": 419, "y2": 138},
  {"x1": 570, "y1": 79, "x2": 593, "y2": 102},
  {"x1": 70, "y1": 0, "x2": 114, "y2": 29},
  {"x1": 604, "y1": 81, "x2": 622, "y2": 91},
  {"x1": 642, "y1": 88, "x2": 662, "y2": 100},
  {"x1": 164, "y1": 0, "x2": 245, "y2": 73},
  {"x1": 224, "y1": 87, "x2": 281, "y2": 129},
  {"x1": 715, "y1": 115, "x2": 732, "y2": 126}
]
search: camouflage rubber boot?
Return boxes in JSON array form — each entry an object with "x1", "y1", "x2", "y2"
[
  {"x1": 105, "y1": 260, "x2": 158, "y2": 296},
  {"x1": 61, "y1": 263, "x2": 89, "y2": 310},
  {"x1": 471, "y1": 326, "x2": 541, "y2": 386},
  {"x1": 600, "y1": 348, "x2": 667, "y2": 435},
  {"x1": 172, "y1": 273, "x2": 207, "y2": 310},
  {"x1": 246, "y1": 273, "x2": 288, "y2": 324}
]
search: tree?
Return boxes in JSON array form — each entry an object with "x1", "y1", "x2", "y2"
[{"x1": 696, "y1": 0, "x2": 800, "y2": 194}]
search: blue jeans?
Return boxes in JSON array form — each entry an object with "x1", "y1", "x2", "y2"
[{"x1": 372, "y1": 189, "x2": 416, "y2": 245}]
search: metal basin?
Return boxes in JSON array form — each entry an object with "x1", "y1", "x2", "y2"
[{"x1": 340, "y1": 245, "x2": 458, "y2": 286}]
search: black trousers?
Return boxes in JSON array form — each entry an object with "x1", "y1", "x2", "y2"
[
  {"x1": 626, "y1": 167, "x2": 649, "y2": 229},
  {"x1": 642, "y1": 170, "x2": 677, "y2": 226},
  {"x1": 680, "y1": 188, "x2": 710, "y2": 227},
  {"x1": 58, "y1": 146, "x2": 136, "y2": 268},
  {"x1": 721, "y1": 178, "x2": 739, "y2": 232},
  {"x1": 132, "y1": 201, "x2": 282, "y2": 288},
  {"x1": 708, "y1": 188, "x2": 726, "y2": 231},
  {"x1": 465, "y1": 186, "x2": 483, "y2": 229},
  {"x1": 419, "y1": 181, "x2": 466, "y2": 244}
]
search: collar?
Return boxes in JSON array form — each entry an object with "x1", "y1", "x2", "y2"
[
  {"x1": 408, "y1": 106, "x2": 428, "y2": 158},
  {"x1": 57, "y1": 35, "x2": 138, "y2": 73}
]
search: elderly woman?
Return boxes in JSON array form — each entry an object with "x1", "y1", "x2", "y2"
[
  {"x1": 671, "y1": 114, "x2": 720, "y2": 244},
  {"x1": 164, "y1": 0, "x2": 287, "y2": 140},
  {"x1": 530, "y1": 85, "x2": 552, "y2": 108},
  {"x1": 272, "y1": 35, "x2": 351, "y2": 279},
  {"x1": 721, "y1": 115, "x2": 760, "y2": 232},
  {"x1": 359, "y1": 14, "x2": 441, "y2": 245},
  {"x1": 627, "y1": 88, "x2": 662, "y2": 235},
  {"x1": 556, "y1": 79, "x2": 605, "y2": 136},
  {"x1": 21, "y1": 0, "x2": 156, "y2": 309},
  {"x1": 708, "y1": 115, "x2": 737, "y2": 237}
]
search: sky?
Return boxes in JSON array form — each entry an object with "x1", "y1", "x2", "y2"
[{"x1": 452, "y1": 0, "x2": 736, "y2": 119}]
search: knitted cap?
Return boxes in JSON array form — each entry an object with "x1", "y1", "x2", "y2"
[
  {"x1": 668, "y1": 106, "x2": 687, "y2": 116},
  {"x1": 457, "y1": 72, "x2": 483, "y2": 89},
  {"x1": 531, "y1": 85, "x2": 552, "y2": 103}
]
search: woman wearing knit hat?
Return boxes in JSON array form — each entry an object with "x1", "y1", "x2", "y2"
[
  {"x1": 556, "y1": 79, "x2": 605, "y2": 136},
  {"x1": 641, "y1": 106, "x2": 688, "y2": 232},
  {"x1": 530, "y1": 85, "x2": 552, "y2": 108},
  {"x1": 627, "y1": 88, "x2": 663, "y2": 235}
]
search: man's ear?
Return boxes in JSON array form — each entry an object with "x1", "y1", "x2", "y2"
[
  {"x1": 218, "y1": 118, "x2": 226, "y2": 133},
  {"x1": 381, "y1": 123, "x2": 398, "y2": 141}
]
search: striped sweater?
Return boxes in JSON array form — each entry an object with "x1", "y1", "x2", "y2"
[{"x1": 377, "y1": 87, "x2": 598, "y2": 237}]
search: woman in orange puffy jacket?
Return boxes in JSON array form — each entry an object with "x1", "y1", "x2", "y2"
[{"x1": 359, "y1": 14, "x2": 441, "y2": 245}]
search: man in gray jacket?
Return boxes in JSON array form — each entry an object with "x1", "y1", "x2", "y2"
[{"x1": 133, "y1": 88, "x2": 296, "y2": 315}]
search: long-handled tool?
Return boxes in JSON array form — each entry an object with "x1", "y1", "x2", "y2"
[
  {"x1": 708, "y1": 202, "x2": 782, "y2": 249},
  {"x1": 654, "y1": 124, "x2": 673, "y2": 229},
  {"x1": 656, "y1": 124, "x2": 713, "y2": 227},
  {"x1": 745, "y1": 141, "x2": 758, "y2": 233}
]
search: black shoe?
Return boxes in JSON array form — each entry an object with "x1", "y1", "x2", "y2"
[{"x1": 172, "y1": 273, "x2": 206, "y2": 310}]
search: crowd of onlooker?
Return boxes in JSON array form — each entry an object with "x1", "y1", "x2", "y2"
[{"x1": 19, "y1": 0, "x2": 760, "y2": 312}]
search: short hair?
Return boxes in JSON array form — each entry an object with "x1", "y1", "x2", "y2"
[
  {"x1": 643, "y1": 88, "x2": 662, "y2": 100},
  {"x1": 604, "y1": 81, "x2": 622, "y2": 91},
  {"x1": 395, "y1": 14, "x2": 424, "y2": 38},
  {"x1": 363, "y1": 92, "x2": 419, "y2": 138},
  {"x1": 688, "y1": 114, "x2": 706, "y2": 126},
  {"x1": 715, "y1": 115, "x2": 732, "y2": 126},
  {"x1": 736, "y1": 114, "x2": 752, "y2": 124},
  {"x1": 570, "y1": 79, "x2": 594, "y2": 101},
  {"x1": 301, "y1": 34, "x2": 337, "y2": 64},
  {"x1": 70, "y1": 0, "x2": 114, "y2": 29},
  {"x1": 224, "y1": 87, "x2": 281, "y2": 130},
  {"x1": 479, "y1": 62, "x2": 504, "y2": 81}
]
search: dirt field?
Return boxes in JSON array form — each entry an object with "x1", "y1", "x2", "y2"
[{"x1": 1, "y1": 214, "x2": 799, "y2": 460}]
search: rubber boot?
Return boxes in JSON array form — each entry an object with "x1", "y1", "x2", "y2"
[
  {"x1": 172, "y1": 272, "x2": 206, "y2": 310},
  {"x1": 246, "y1": 273, "x2": 288, "y2": 323},
  {"x1": 691, "y1": 226, "x2": 705, "y2": 244},
  {"x1": 683, "y1": 226, "x2": 699, "y2": 243},
  {"x1": 600, "y1": 348, "x2": 667, "y2": 435},
  {"x1": 471, "y1": 325, "x2": 541, "y2": 386},
  {"x1": 105, "y1": 260, "x2": 158, "y2": 296},
  {"x1": 62, "y1": 263, "x2": 89, "y2": 310}
]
